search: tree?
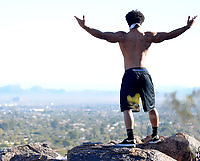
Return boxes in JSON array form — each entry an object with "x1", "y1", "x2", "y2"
[
  {"x1": 165, "y1": 90, "x2": 200, "y2": 124},
  {"x1": 69, "y1": 131, "x2": 78, "y2": 139},
  {"x1": 0, "y1": 122, "x2": 8, "y2": 130},
  {"x1": 50, "y1": 119, "x2": 59, "y2": 129},
  {"x1": 62, "y1": 140, "x2": 72, "y2": 147},
  {"x1": 0, "y1": 128, "x2": 4, "y2": 135}
]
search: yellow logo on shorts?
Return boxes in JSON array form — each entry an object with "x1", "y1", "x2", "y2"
[{"x1": 127, "y1": 93, "x2": 140, "y2": 112}]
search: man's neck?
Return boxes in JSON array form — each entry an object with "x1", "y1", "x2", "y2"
[
  {"x1": 129, "y1": 23, "x2": 140, "y2": 30},
  {"x1": 130, "y1": 28, "x2": 140, "y2": 32}
]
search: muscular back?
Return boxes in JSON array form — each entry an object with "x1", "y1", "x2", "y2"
[
  {"x1": 119, "y1": 29, "x2": 152, "y2": 70},
  {"x1": 75, "y1": 15, "x2": 196, "y2": 70}
]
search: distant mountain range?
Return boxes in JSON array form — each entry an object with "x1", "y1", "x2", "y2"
[
  {"x1": 0, "y1": 85, "x2": 65, "y2": 94},
  {"x1": 0, "y1": 85, "x2": 119, "y2": 105},
  {"x1": 0, "y1": 85, "x2": 198, "y2": 105}
]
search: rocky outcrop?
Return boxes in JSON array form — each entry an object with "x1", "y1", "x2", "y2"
[
  {"x1": 67, "y1": 133, "x2": 200, "y2": 161},
  {"x1": 0, "y1": 142, "x2": 67, "y2": 161}
]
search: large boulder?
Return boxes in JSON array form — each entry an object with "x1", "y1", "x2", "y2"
[
  {"x1": 67, "y1": 142, "x2": 175, "y2": 161},
  {"x1": 0, "y1": 142, "x2": 67, "y2": 161},
  {"x1": 137, "y1": 133, "x2": 200, "y2": 161}
]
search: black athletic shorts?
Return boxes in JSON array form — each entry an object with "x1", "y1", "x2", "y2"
[{"x1": 120, "y1": 67, "x2": 155, "y2": 112}]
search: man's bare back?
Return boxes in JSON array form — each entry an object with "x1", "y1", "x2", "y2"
[{"x1": 118, "y1": 29, "x2": 151, "y2": 70}]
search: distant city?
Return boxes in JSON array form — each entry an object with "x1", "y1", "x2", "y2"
[{"x1": 0, "y1": 85, "x2": 199, "y2": 155}]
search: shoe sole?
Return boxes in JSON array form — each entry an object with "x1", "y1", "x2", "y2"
[
  {"x1": 115, "y1": 144, "x2": 136, "y2": 147},
  {"x1": 148, "y1": 139, "x2": 162, "y2": 144}
]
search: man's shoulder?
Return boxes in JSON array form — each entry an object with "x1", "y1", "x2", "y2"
[
  {"x1": 144, "y1": 31, "x2": 156, "y2": 37},
  {"x1": 114, "y1": 31, "x2": 127, "y2": 42},
  {"x1": 144, "y1": 31, "x2": 157, "y2": 42},
  {"x1": 116, "y1": 31, "x2": 127, "y2": 35}
]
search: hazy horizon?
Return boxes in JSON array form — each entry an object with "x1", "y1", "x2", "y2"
[{"x1": 0, "y1": 83, "x2": 199, "y2": 92}]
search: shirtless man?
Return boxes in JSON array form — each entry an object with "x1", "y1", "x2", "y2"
[{"x1": 75, "y1": 10, "x2": 197, "y2": 146}]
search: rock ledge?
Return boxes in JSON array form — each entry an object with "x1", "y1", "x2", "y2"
[{"x1": 67, "y1": 133, "x2": 200, "y2": 161}]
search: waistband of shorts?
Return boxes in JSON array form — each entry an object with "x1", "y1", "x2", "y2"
[{"x1": 125, "y1": 67, "x2": 148, "y2": 72}]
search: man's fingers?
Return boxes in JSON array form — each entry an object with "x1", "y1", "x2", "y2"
[
  {"x1": 188, "y1": 15, "x2": 197, "y2": 21},
  {"x1": 187, "y1": 15, "x2": 197, "y2": 24},
  {"x1": 187, "y1": 16, "x2": 190, "y2": 24},
  {"x1": 193, "y1": 15, "x2": 197, "y2": 20},
  {"x1": 74, "y1": 16, "x2": 80, "y2": 21}
]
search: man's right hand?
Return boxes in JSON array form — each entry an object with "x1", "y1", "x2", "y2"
[
  {"x1": 74, "y1": 15, "x2": 86, "y2": 28},
  {"x1": 187, "y1": 15, "x2": 197, "y2": 28}
]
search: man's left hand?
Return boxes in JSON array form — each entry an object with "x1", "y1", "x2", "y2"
[{"x1": 74, "y1": 15, "x2": 86, "y2": 28}]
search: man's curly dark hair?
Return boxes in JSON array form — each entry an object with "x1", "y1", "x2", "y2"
[{"x1": 125, "y1": 10, "x2": 145, "y2": 28}]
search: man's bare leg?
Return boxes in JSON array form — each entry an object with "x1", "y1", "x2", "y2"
[
  {"x1": 123, "y1": 110, "x2": 134, "y2": 129},
  {"x1": 148, "y1": 108, "x2": 159, "y2": 139},
  {"x1": 117, "y1": 110, "x2": 135, "y2": 146},
  {"x1": 148, "y1": 108, "x2": 159, "y2": 127},
  {"x1": 123, "y1": 110, "x2": 134, "y2": 141}
]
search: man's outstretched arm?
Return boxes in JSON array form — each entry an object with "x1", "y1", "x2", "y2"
[
  {"x1": 74, "y1": 15, "x2": 125, "y2": 43},
  {"x1": 151, "y1": 16, "x2": 197, "y2": 43}
]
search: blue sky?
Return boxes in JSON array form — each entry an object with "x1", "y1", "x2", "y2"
[{"x1": 0, "y1": 0, "x2": 200, "y2": 91}]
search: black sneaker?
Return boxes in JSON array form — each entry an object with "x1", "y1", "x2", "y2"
[
  {"x1": 116, "y1": 138, "x2": 136, "y2": 147},
  {"x1": 148, "y1": 135, "x2": 162, "y2": 144}
]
